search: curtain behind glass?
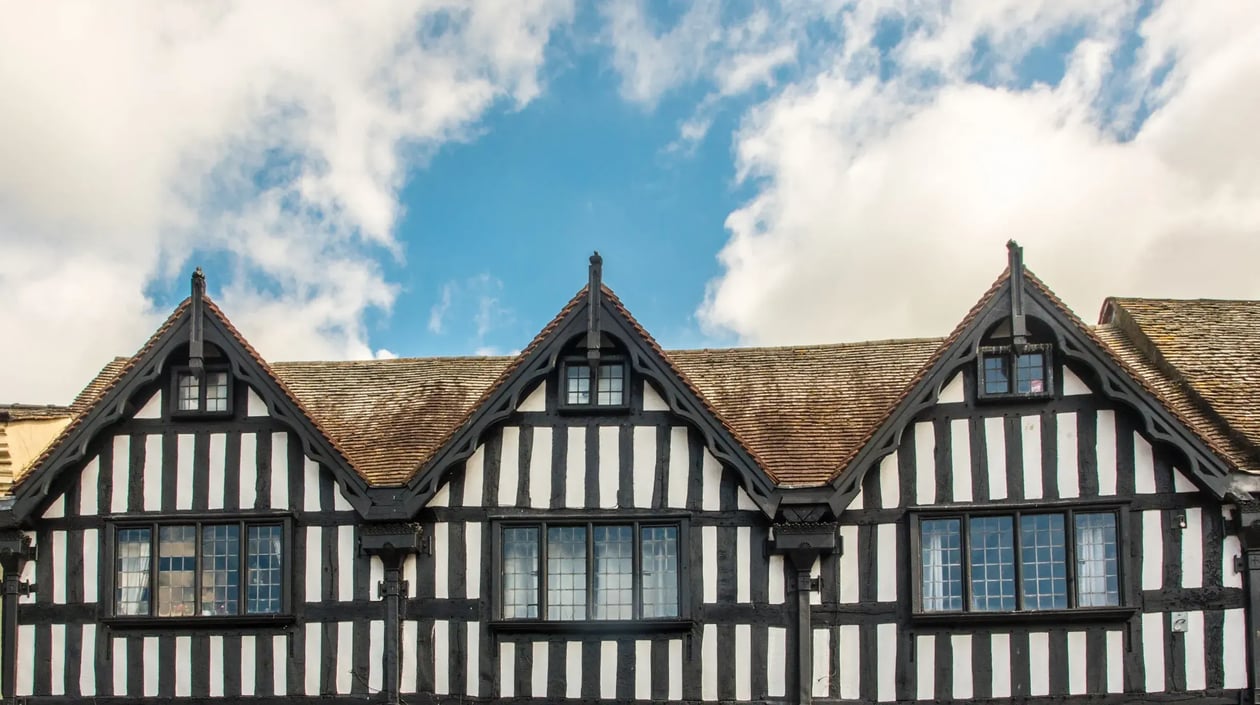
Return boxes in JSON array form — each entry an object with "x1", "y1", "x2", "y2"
[{"x1": 115, "y1": 528, "x2": 152, "y2": 615}]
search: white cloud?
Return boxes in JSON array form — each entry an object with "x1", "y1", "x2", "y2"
[
  {"x1": 0, "y1": 0, "x2": 572, "y2": 402},
  {"x1": 602, "y1": 0, "x2": 1260, "y2": 345}
]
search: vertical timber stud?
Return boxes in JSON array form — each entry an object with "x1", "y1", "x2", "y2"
[
  {"x1": 587, "y1": 251, "x2": 603, "y2": 373},
  {"x1": 359, "y1": 524, "x2": 424, "y2": 705},
  {"x1": 771, "y1": 521, "x2": 838, "y2": 705},
  {"x1": 1238, "y1": 505, "x2": 1260, "y2": 703},
  {"x1": 189, "y1": 268, "x2": 206, "y2": 377},
  {"x1": 0, "y1": 531, "x2": 34, "y2": 701}
]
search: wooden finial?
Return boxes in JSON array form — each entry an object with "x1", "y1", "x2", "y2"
[
  {"x1": 1007, "y1": 241, "x2": 1027, "y2": 344},
  {"x1": 587, "y1": 252, "x2": 603, "y2": 364},
  {"x1": 190, "y1": 268, "x2": 206, "y2": 376}
]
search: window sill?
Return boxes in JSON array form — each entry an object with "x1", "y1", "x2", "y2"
[
  {"x1": 555, "y1": 404, "x2": 631, "y2": 415},
  {"x1": 911, "y1": 606, "x2": 1135, "y2": 626},
  {"x1": 490, "y1": 618, "x2": 694, "y2": 635},
  {"x1": 975, "y1": 391, "x2": 1054, "y2": 404},
  {"x1": 104, "y1": 614, "x2": 295, "y2": 630}
]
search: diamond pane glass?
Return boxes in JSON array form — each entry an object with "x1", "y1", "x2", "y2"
[
  {"x1": 246, "y1": 525, "x2": 283, "y2": 614},
  {"x1": 547, "y1": 526, "x2": 587, "y2": 620},
  {"x1": 641, "y1": 525, "x2": 679, "y2": 618},
  {"x1": 115, "y1": 528, "x2": 152, "y2": 615},
  {"x1": 157, "y1": 525, "x2": 197, "y2": 616},
  {"x1": 1021, "y1": 514, "x2": 1067, "y2": 610},
  {"x1": 1075, "y1": 512, "x2": 1120, "y2": 607},
  {"x1": 969, "y1": 516, "x2": 1016, "y2": 611},
  {"x1": 592, "y1": 525, "x2": 633, "y2": 619},
  {"x1": 200, "y1": 524, "x2": 240, "y2": 615},
  {"x1": 921, "y1": 518, "x2": 963, "y2": 611},
  {"x1": 502, "y1": 527, "x2": 539, "y2": 619}
]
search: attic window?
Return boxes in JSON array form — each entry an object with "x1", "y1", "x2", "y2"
[
  {"x1": 563, "y1": 361, "x2": 626, "y2": 408},
  {"x1": 978, "y1": 345, "x2": 1052, "y2": 400},
  {"x1": 173, "y1": 367, "x2": 232, "y2": 415}
]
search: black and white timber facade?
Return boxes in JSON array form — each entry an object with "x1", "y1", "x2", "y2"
[{"x1": 2, "y1": 246, "x2": 1259, "y2": 705}]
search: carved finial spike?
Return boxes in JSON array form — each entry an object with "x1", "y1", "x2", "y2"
[
  {"x1": 1007, "y1": 241, "x2": 1027, "y2": 343},
  {"x1": 192, "y1": 267, "x2": 206, "y2": 298},
  {"x1": 1006, "y1": 240, "x2": 1023, "y2": 272}
]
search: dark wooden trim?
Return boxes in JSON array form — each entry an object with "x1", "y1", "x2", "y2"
[
  {"x1": 489, "y1": 618, "x2": 695, "y2": 635},
  {"x1": 827, "y1": 277, "x2": 1241, "y2": 517},
  {"x1": 401, "y1": 294, "x2": 781, "y2": 519}
]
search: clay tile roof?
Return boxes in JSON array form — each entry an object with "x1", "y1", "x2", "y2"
[
  {"x1": 1099, "y1": 298, "x2": 1260, "y2": 473},
  {"x1": 271, "y1": 356, "x2": 514, "y2": 485},
  {"x1": 0, "y1": 404, "x2": 73, "y2": 421},
  {"x1": 667, "y1": 339, "x2": 942, "y2": 487}
]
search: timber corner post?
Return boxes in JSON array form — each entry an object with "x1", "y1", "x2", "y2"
[
  {"x1": 770, "y1": 512, "x2": 839, "y2": 705},
  {"x1": 0, "y1": 530, "x2": 34, "y2": 703},
  {"x1": 1236, "y1": 503, "x2": 1260, "y2": 704},
  {"x1": 359, "y1": 524, "x2": 425, "y2": 705}
]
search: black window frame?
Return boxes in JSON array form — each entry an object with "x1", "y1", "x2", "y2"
[
  {"x1": 104, "y1": 513, "x2": 293, "y2": 628},
  {"x1": 976, "y1": 343, "x2": 1054, "y2": 401},
  {"x1": 490, "y1": 514, "x2": 691, "y2": 634},
  {"x1": 169, "y1": 365, "x2": 234, "y2": 418},
  {"x1": 558, "y1": 357, "x2": 630, "y2": 412},
  {"x1": 910, "y1": 502, "x2": 1133, "y2": 624}
]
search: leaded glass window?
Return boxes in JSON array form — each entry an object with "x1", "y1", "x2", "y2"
[
  {"x1": 113, "y1": 521, "x2": 285, "y2": 618},
  {"x1": 172, "y1": 367, "x2": 232, "y2": 415},
  {"x1": 563, "y1": 361, "x2": 626, "y2": 407},
  {"x1": 499, "y1": 520, "x2": 682, "y2": 621},
  {"x1": 917, "y1": 508, "x2": 1121, "y2": 614}
]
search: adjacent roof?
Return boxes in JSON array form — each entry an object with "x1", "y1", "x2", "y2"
[{"x1": 1100, "y1": 298, "x2": 1260, "y2": 474}]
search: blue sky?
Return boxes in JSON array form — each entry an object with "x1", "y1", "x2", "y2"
[{"x1": 3, "y1": 1, "x2": 1259, "y2": 402}]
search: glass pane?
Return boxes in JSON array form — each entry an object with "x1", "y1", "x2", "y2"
[
  {"x1": 596, "y1": 364, "x2": 625, "y2": 406},
  {"x1": 157, "y1": 525, "x2": 197, "y2": 616},
  {"x1": 592, "y1": 525, "x2": 633, "y2": 619},
  {"x1": 640, "y1": 525, "x2": 679, "y2": 618},
  {"x1": 116, "y1": 528, "x2": 152, "y2": 615},
  {"x1": 1075, "y1": 513, "x2": 1120, "y2": 607},
  {"x1": 969, "y1": 516, "x2": 1016, "y2": 611},
  {"x1": 177, "y1": 372, "x2": 200, "y2": 411},
  {"x1": 1021, "y1": 514, "x2": 1067, "y2": 610},
  {"x1": 200, "y1": 524, "x2": 240, "y2": 615},
  {"x1": 566, "y1": 366, "x2": 591, "y2": 405},
  {"x1": 246, "y1": 525, "x2": 284, "y2": 614},
  {"x1": 205, "y1": 372, "x2": 229, "y2": 412},
  {"x1": 983, "y1": 355, "x2": 1010, "y2": 395},
  {"x1": 502, "y1": 527, "x2": 540, "y2": 619},
  {"x1": 1016, "y1": 353, "x2": 1046, "y2": 394},
  {"x1": 920, "y1": 519, "x2": 963, "y2": 611},
  {"x1": 547, "y1": 526, "x2": 587, "y2": 620}
]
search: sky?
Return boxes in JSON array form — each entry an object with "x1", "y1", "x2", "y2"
[{"x1": 2, "y1": 0, "x2": 1259, "y2": 403}]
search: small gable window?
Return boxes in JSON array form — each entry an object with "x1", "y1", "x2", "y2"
[
  {"x1": 978, "y1": 344, "x2": 1052, "y2": 399},
  {"x1": 563, "y1": 361, "x2": 626, "y2": 408},
  {"x1": 113, "y1": 520, "x2": 286, "y2": 621},
  {"x1": 497, "y1": 519, "x2": 685, "y2": 626},
  {"x1": 173, "y1": 367, "x2": 231, "y2": 415},
  {"x1": 915, "y1": 508, "x2": 1122, "y2": 616}
]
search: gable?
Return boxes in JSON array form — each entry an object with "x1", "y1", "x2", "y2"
[
  {"x1": 10, "y1": 291, "x2": 372, "y2": 520},
  {"x1": 403, "y1": 284, "x2": 780, "y2": 518},
  {"x1": 827, "y1": 262, "x2": 1240, "y2": 514}
]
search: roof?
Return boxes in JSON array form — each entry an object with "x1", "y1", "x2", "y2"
[
  {"x1": 272, "y1": 357, "x2": 514, "y2": 485},
  {"x1": 16, "y1": 284, "x2": 1260, "y2": 492},
  {"x1": 0, "y1": 404, "x2": 72, "y2": 422},
  {"x1": 669, "y1": 339, "x2": 942, "y2": 486},
  {"x1": 1101, "y1": 298, "x2": 1260, "y2": 473}
]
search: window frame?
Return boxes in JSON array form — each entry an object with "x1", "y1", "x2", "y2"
[
  {"x1": 909, "y1": 501, "x2": 1133, "y2": 624},
  {"x1": 558, "y1": 357, "x2": 630, "y2": 412},
  {"x1": 169, "y1": 365, "x2": 234, "y2": 418},
  {"x1": 976, "y1": 343, "x2": 1055, "y2": 401},
  {"x1": 103, "y1": 513, "x2": 293, "y2": 628},
  {"x1": 490, "y1": 513, "x2": 692, "y2": 634}
]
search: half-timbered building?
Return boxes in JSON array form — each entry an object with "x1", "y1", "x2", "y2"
[{"x1": 1, "y1": 244, "x2": 1258, "y2": 704}]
